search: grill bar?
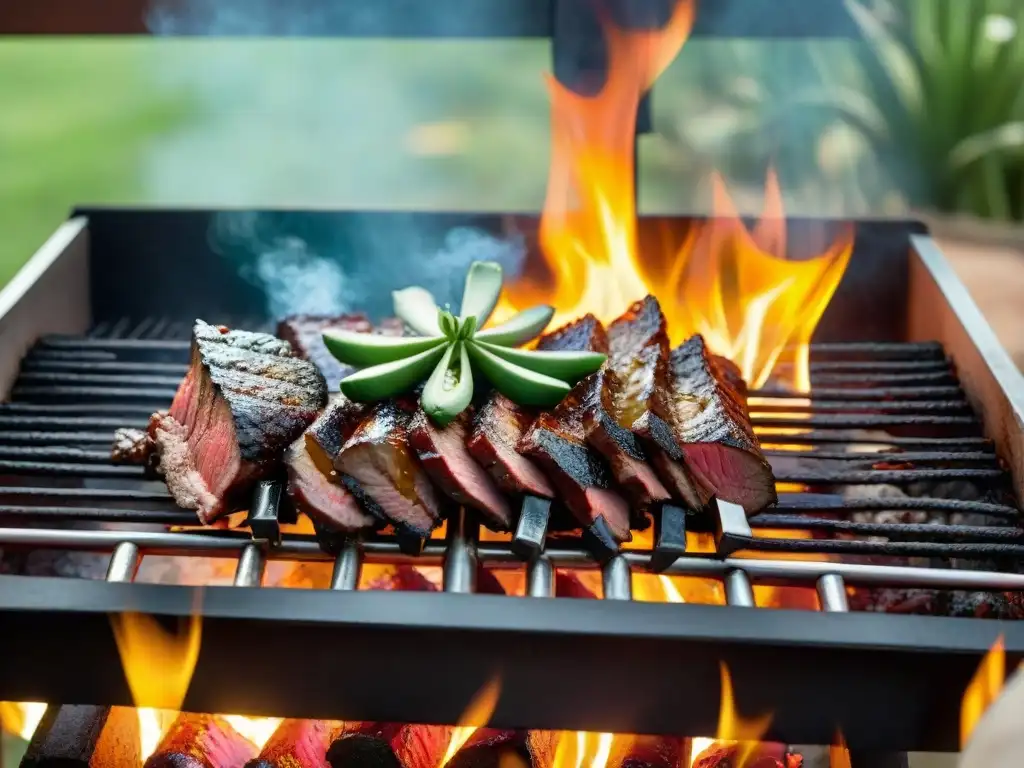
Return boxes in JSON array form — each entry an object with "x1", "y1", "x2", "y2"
[
  {"x1": 749, "y1": 515, "x2": 1023, "y2": 542},
  {"x1": 751, "y1": 386, "x2": 963, "y2": 400},
  {"x1": 2, "y1": 525, "x2": 1022, "y2": 589},
  {"x1": 761, "y1": 449, "x2": 997, "y2": 463},
  {"x1": 816, "y1": 574, "x2": 850, "y2": 612}
]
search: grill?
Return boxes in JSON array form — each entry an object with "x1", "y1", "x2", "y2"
[{"x1": 0, "y1": 210, "x2": 1022, "y2": 768}]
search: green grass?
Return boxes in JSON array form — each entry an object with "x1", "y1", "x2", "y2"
[{"x1": 0, "y1": 40, "x2": 193, "y2": 285}]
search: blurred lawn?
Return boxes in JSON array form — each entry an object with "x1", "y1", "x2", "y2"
[{"x1": 0, "y1": 40, "x2": 193, "y2": 286}]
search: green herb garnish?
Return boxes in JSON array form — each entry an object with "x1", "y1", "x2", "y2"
[{"x1": 323, "y1": 261, "x2": 607, "y2": 426}]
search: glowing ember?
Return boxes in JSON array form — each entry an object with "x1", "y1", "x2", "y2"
[
  {"x1": 222, "y1": 715, "x2": 283, "y2": 750},
  {"x1": 493, "y1": 0, "x2": 852, "y2": 392},
  {"x1": 441, "y1": 676, "x2": 503, "y2": 766},
  {"x1": 0, "y1": 701, "x2": 47, "y2": 741},
  {"x1": 961, "y1": 635, "x2": 1006, "y2": 750}
]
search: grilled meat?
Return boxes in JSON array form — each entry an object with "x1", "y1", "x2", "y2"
[
  {"x1": 467, "y1": 393, "x2": 554, "y2": 498},
  {"x1": 467, "y1": 316, "x2": 613, "y2": 500},
  {"x1": 519, "y1": 317, "x2": 632, "y2": 543},
  {"x1": 409, "y1": 410, "x2": 512, "y2": 530},
  {"x1": 277, "y1": 314, "x2": 371, "y2": 391},
  {"x1": 636, "y1": 335, "x2": 776, "y2": 514},
  {"x1": 285, "y1": 393, "x2": 375, "y2": 533},
  {"x1": 335, "y1": 398, "x2": 442, "y2": 537},
  {"x1": 111, "y1": 426, "x2": 156, "y2": 467},
  {"x1": 151, "y1": 320, "x2": 327, "y2": 524},
  {"x1": 581, "y1": 296, "x2": 671, "y2": 511}
]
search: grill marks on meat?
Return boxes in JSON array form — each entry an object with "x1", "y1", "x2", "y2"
[
  {"x1": 519, "y1": 316, "x2": 633, "y2": 542},
  {"x1": 277, "y1": 314, "x2": 372, "y2": 391},
  {"x1": 285, "y1": 394, "x2": 374, "y2": 533},
  {"x1": 581, "y1": 296, "x2": 671, "y2": 512},
  {"x1": 152, "y1": 320, "x2": 327, "y2": 523},
  {"x1": 335, "y1": 398, "x2": 442, "y2": 537},
  {"x1": 639, "y1": 335, "x2": 776, "y2": 514},
  {"x1": 465, "y1": 317, "x2": 609, "y2": 500},
  {"x1": 409, "y1": 410, "x2": 513, "y2": 530},
  {"x1": 467, "y1": 393, "x2": 554, "y2": 498}
]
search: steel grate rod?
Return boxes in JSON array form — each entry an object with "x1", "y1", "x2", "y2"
[{"x1": 2, "y1": 526, "x2": 1023, "y2": 590}]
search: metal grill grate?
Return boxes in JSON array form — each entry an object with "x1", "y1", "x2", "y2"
[{"x1": 1, "y1": 322, "x2": 1023, "y2": 613}]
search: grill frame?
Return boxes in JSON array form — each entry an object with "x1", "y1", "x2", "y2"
[{"x1": 1, "y1": 209, "x2": 1024, "y2": 754}]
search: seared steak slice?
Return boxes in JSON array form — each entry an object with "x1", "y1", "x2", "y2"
[
  {"x1": 519, "y1": 317, "x2": 632, "y2": 543},
  {"x1": 409, "y1": 410, "x2": 513, "y2": 530},
  {"x1": 152, "y1": 320, "x2": 327, "y2": 523},
  {"x1": 285, "y1": 393, "x2": 375, "y2": 533},
  {"x1": 111, "y1": 427, "x2": 155, "y2": 466},
  {"x1": 277, "y1": 314, "x2": 379, "y2": 390},
  {"x1": 581, "y1": 296, "x2": 671, "y2": 511},
  {"x1": 639, "y1": 335, "x2": 776, "y2": 514},
  {"x1": 334, "y1": 398, "x2": 442, "y2": 537},
  {"x1": 465, "y1": 315, "x2": 607, "y2": 499},
  {"x1": 467, "y1": 393, "x2": 554, "y2": 498}
]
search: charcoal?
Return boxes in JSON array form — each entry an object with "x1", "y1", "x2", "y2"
[
  {"x1": 328, "y1": 733, "x2": 402, "y2": 768},
  {"x1": 151, "y1": 320, "x2": 327, "y2": 523},
  {"x1": 246, "y1": 719, "x2": 339, "y2": 768},
  {"x1": 447, "y1": 730, "x2": 529, "y2": 768},
  {"x1": 409, "y1": 409, "x2": 513, "y2": 530},
  {"x1": 612, "y1": 735, "x2": 685, "y2": 768},
  {"x1": 21, "y1": 705, "x2": 139, "y2": 768},
  {"x1": 144, "y1": 713, "x2": 257, "y2": 768}
]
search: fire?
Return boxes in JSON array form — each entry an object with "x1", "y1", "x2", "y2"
[
  {"x1": 689, "y1": 662, "x2": 773, "y2": 768},
  {"x1": 492, "y1": 0, "x2": 852, "y2": 392},
  {"x1": 961, "y1": 635, "x2": 1006, "y2": 750},
  {"x1": 0, "y1": 701, "x2": 47, "y2": 740},
  {"x1": 222, "y1": 714, "x2": 283, "y2": 750},
  {"x1": 441, "y1": 675, "x2": 503, "y2": 766},
  {"x1": 830, "y1": 731, "x2": 852, "y2": 768},
  {"x1": 552, "y1": 731, "x2": 616, "y2": 768}
]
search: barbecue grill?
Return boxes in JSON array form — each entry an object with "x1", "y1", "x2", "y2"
[
  {"x1": 0, "y1": 209, "x2": 1022, "y2": 768},
  {"x1": 3, "y1": 3, "x2": 1024, "y2": 767}
]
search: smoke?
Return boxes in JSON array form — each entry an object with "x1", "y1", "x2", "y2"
[{"x1": 212, "y1": 210, "x2": 525, "y2": 320}]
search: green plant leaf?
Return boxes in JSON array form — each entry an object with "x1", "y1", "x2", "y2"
[
  {"x1": 459, "y1": 261, "x2": 503, "y2": 328},
  {"x1": 474, "y1": 305, "x2": 555, "y2": 347},
  {"x1": 950, "y1": 121, "x2": 1024, "y2": 170},
  {"x1": 458, "y1": 315, "x2": 478, "y2": 340},
  {"x1": 466, "y1": 341, "x2": 571, "y2": 407},
  {"x1": 421, "y1": 341, "x2": 474, "y2": 426},
  {"x1": 393, "y1": 286, "x2": 442, "y2": 336},
  {"x1": 473, "y1": 340, "x2": 606, "y2": 383},
  {"x1": 438, "y1": 309, "x2": 459, "y2": 340},
  {"x1": 322, "y1": 329, "x2": 446, "y2": 367},
  {"x1": 340, "y1": 343, "x2": 448, "y2": 401}
]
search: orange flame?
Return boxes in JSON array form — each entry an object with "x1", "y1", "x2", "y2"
[
  {"x1": 692, "y1": 662, "x2": 773, "y2": 768},
  {"x1": 961, "y1": 635, "x2": 1006, "y2": 750},
  {"x1": 0, "y1": 701, "x2": 47, "y2": 741},
  {"x1": 110, "y1": 611, "x2": 203, "y2": 758},
  {"x1": 493, "y1": 0, "x2": 852, "y2": 392},
  {"x1": 675, "y1": 172, "x2": 854, "y2": 390},
  {"x1": 222, "y1": 715, "x2": 283, "y2": 750},
  {"x1": 440, "y1": 675, "x2": 503, "y2": 766},
  {"x1": 552, "y1": 731, "x2": 617, "y2": 768},
  {"x1": 830, "y1": 731, "x2": 852, "y2": 768}
]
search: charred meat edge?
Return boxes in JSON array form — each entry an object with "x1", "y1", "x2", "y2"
[
  {"x1": 151, "y1": 320, "x2": 326, "y2": 524},
  {"x1": 518, "y1": 316, "x2": 633, "y2": 543}
]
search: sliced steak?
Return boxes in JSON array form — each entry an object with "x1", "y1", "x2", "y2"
[
  {"x1": 518, "y1": 317, "x2": 633, "y2": 544},
  {"x1": 334, "y1": 398, "x2": 442, "y2": 537},
  {"x1": 637, "y1": 334, "x2": 776, "y2": 514},
  {"x1": 111, "y1": 427, "x2": 155, "y2": 466},
  {"x1": 285, "y1": 393, "x2": 375, "y2": 533},
  {"x1": 465, "y1": 315, "x2": 608, "y2": 499},
  {"x1": 467, "y1": 393, "x2": 554, "y2": 498},
  {"x1": 408, "y1": 410, "x2": 513, "y2": 530},
  {"x1": 152, "y1": 320, "x2": 327, "y2": 523},
  {"x1": 581, "y1": 296, "x2": 671, "y2": 512}
]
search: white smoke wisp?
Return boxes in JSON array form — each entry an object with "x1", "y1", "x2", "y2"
[{"x1": 253, "y1": 237, "x2": 351, "y2": 319}]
